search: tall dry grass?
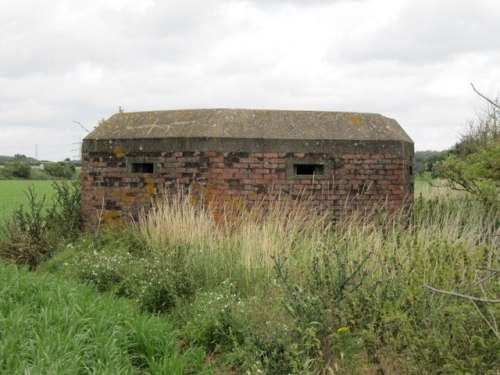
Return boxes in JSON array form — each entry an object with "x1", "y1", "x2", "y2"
[
  {"x1": 136, "y1": 193, "x2": 335, "y2": 289},
  {"x1": 136, "y1": 189, "x2": 498, "y2": 292}
]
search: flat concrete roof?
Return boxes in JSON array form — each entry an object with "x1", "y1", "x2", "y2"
[{"x1": 85, "y1": 108, "x2": 413, "y2": 143}]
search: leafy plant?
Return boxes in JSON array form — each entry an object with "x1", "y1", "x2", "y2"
[
  {"x1": 44, "y1": 161, "x2": 76, "y2": 179},
  {"x1": 0, "y1": 181, "x2": 81, "y2": 268},
  {"x1": 438, "y1": 85, "x2": 500, "y2": 206}
]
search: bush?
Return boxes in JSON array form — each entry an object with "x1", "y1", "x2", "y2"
[
  {"x1": 438, "y1": 88, "x2": 499, "y2": 206},
  {"x1": 0, "y1": 181, "x2": 81, "y2": 269},
  {"x1": 437, "y1": 142, "x2": 500, "y2": 205},
  {"x1": 44, "y1": 162, "x2": 75, "y2": 179},
  {"x1": 0, "y1": 161, "x2": 31, "y2": 179}
]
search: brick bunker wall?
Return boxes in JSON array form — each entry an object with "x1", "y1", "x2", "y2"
[{"x1": 81, "y1": 149, "x2": 414, "y2": 227}]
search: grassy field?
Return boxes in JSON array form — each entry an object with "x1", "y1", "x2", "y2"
[
  {"x1": 0, "y1": 180, "x2": 55, "y2": 223},
  {"x1": 0, "y1": 261, "x2": 209, "y2": 374}
]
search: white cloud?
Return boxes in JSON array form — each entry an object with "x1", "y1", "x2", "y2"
[{"x1": 337, "y1": 0, "x2": 500, "y2": 63}]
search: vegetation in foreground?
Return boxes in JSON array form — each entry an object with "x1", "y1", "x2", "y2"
[
  {"x1": 0, "y1": 261, "x2": 208, "y2": 374},
  {"x1": 43, "y1": 190, "x2": 499, "y2": 374},
  {"x1": 0, "y1": 176, "x2": 498, "y2": 374},
  {"x1": 0, "y1": 181, "x2": 80, "y2": 264},
  {"x1": 0, "y1": 180, "x2": 55, "y2": 224}
]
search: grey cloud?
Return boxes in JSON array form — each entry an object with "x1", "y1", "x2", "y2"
[
  {"x1": 249, "y1": 0, "x2": 363, "y2": 5},
  {"x1": 334, "y1": 0, "x2": 500, "y2": 64},
  {"x1": 0, "y1": 0, "x2": 230, "y2": 78}
]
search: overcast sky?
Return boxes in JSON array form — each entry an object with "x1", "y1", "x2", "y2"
[{"x1": 1, "y1": 0, "x2": 499, "y2": 160}]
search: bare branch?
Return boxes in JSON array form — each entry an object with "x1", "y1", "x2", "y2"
[
  {"x1": 471, "y1": 83, "x2": 500, "y2": 110},
  {"x1": 479, "y1": 267, "x2": 500, "y2": 274},
  {"x1": 422, "y1": 285, "x2": 500, "y2": 304},
  {"x1": 73, "y1": 120, "x2": 90, "y2": 133},
  {"x1": 470, "y1": 299, "x2": 500, "y2": 339}
]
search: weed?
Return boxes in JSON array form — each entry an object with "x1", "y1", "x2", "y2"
[{"x1": 0, "y1": 181, "x2": 80, "y2": 268}]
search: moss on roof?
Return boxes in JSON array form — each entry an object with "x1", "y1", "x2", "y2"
[{"x1": 85, "y1": 108, "x2": 413, "y2": 143}]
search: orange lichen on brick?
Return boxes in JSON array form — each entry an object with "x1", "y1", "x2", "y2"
[
  {"x1": 113, "y1": 145, "x2": 125, "y2": 159},
  {"x1": 144, "y1": 175, "x2": 155, "y2": 197}
]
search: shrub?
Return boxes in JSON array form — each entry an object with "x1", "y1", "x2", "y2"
[
  {"x1": 0, "y1": 161, "x2": 31, "y2": 179},
  {"x1": 44, "y1": 162, "x2": 75, "y2": 179},
  {"x1": 181, "y1": 282, "x2": 247, "y2": 353},
  {"x1": 438, "y1": 88, "x2": 500, "y2": 206},
  {"x1": 0, "y1": 181, "x2": 81, "y2": 268},
  {"x1": 437, "y1": 142, "x2": 500, "y2": 206}
]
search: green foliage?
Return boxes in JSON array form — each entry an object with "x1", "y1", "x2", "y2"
[
  {"x1": 49, "y1": 229, "x2": 198, "y2": 314},
  {"x1": 438, "y1": 94, "x2": 500, "y2": 206},
  {"x1": 0, "y1": 155, "x2": 13, "y2": 164},
  {"x1": 269, "y1": 242, "x2": 370, "y2": 372},
  {"x1": 45, "y1": 190, "x2": 499, "y2": 374},
  {"x1": 44, "y1": 161, "x2": 76, "y2": 179},
  {"x1": 0, "y1": 160, "x2": 31, "y2": 179},
  {"x1": 181, "y1": 282, "x2": 247, "y2": 353},
  {"x1": 437, "y1": 142, "x2": 500, "y2": 205},
  {"x1": 0, "y1": 181, "x2": 81, "y2": 268},
  {"x1": 414, "y1": 150, "x2": 448, "y2": 177},
  {"x1": 0, "y1": 261, "x2": 209, "y2": 374},
  {"x1": 0, "y1": 154, "x2": 39, "y2": 165}
]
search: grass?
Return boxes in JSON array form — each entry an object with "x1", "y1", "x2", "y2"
[
  {"x1": 414, "y1": 177, "x2": 467, "y2": 199},
  {"x1": 0, "y1": 260, "x2": 209, "y2": 374},
  {"x1": 46, "y1": 183, "x2": 500, "y2": 374},
  {"x1": 0, "y1": 180, "x2": 55, "y2": 223},
  {"x1": 1, "y1": 177, "x2": 498, "y2": 373}
]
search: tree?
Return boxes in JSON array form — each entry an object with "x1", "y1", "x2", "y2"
[
  {"x1": 437, "y1": 85, "x2": 500, "y2": 206},
  {"x1": 44, "y1": 162, "x2": 75, "y2": 179},
  {"x1": 414, "y1": 150, "x2": 448, "y2": 177},
  {"x1": 13, "y1": 154, "x2": 27, "y2": 161},
  {"x1": 1, "y1": 161, "x2": 31, "y2": 179}
]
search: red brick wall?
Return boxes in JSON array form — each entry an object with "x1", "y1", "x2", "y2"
[{"x1": 81, "y1": 150, "x2": 413, "y2": 226}]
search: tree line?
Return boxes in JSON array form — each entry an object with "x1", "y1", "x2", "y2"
[{"x1": 0, "y1": 154, "x2": 80, "y2": 179}]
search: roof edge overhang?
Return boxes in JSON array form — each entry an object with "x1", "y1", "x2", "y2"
[{"x1": 83, "y1": 137, "x2": 414, "y2": 157}]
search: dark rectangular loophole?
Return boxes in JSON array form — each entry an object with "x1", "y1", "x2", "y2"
[
  {"x1": 132, "y1": 162, "x2": 154, "y2": 173},
  {"x1": 294, "y1": 164, "x2": 324, "y2": 176}
]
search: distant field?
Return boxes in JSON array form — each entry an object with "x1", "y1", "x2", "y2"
[
  {"x1": 414, "y1": 178, "x2": 465, "y2": 199},
  {"x1": 0, "y1": 180, "x2": 55, "y2": 223},
  {"x1": 0, "y1": 178, "x2": 451, "y2": 224}
]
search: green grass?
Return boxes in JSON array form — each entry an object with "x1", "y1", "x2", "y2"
[
  {"x1": 0, "y1": 260, "x2": 209, "y2": 374},
  {"x1": 47, "y1": 187, "x2": 499, "y2": 374},
  {"x1": 0, "y1": 180, "x2": 55, "y2": 223},
  {"x1": 2, "y1": 177, "x2": 497, "y2": 373},
  {"x1": 414, "y1": 177, "x2": 467, "y2": 199}
]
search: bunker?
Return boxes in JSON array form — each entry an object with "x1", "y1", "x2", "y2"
[{"x1": 81, "y1": 108, "x2": 414, "y2": 226}]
